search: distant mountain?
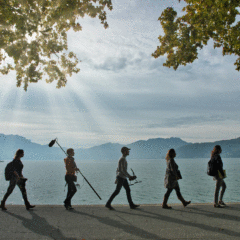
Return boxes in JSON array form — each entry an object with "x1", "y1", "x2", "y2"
[
  {"x1": 176, "y1": 138, "x2": 240, "y2": 158},
  {"x1": 0, "y1": 134, "x2": 64, "y2": 161},
  {"x1": 0, "y1": 133, "x2": 240, "y2": 160},
  {"x1": 75, "y1": 137, "x2": 189, "y2": 160}
]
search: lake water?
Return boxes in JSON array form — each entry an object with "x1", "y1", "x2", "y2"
[{"x1": 0, "y1": 158, "x2": 239, "y2": 206}]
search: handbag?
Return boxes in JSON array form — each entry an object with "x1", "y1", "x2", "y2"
[
  {"x1": 177, "y1": 170, "x2": 182, "y2": 180},
  {"x1": 218, "y1": 170, "x2": 226, "y2": 179}
]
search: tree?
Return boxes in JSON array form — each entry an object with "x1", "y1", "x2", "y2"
[
  {"x1": 152, "y1": 0, "x2": 240, "y2": 71},
  {"x1": 0, "y1": 0, "x2": 112, "y2": 91}
]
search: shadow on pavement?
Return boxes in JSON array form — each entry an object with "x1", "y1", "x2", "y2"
[
  {"x1": 70, "y1": 209, "x2": 167, "y2": 240},
  {"x1": 116, "y1": 207, "x2": 240, "y2": 239},
  {"x1": 3, "y1": 210, "x2": 76, "y2": 240}
]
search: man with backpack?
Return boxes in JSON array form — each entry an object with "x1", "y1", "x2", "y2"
[{"x1": 0, "y1": 149, "x2": 35, "y2": 211}]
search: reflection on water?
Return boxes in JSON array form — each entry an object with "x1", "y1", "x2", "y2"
[{"x1": 0, "y1": 158, "x2": 239, "y2": 205}]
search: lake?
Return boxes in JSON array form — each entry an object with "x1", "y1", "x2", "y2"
[{"x1": 0, "y1": 158, "x2": 239, "y2": 206}]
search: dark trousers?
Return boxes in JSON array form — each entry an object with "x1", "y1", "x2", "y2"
[
  {"x1": 106, "y1": 176, "x2": 134, "y2": 206},
  {"x1": 214, "y1": 178, "x2": 226, "y2": 204},
  {"x1": 163, "y1": 185, "x2": 186, "y2": 205},
  {"x1": 164, "y1": 186, "x2": 182, "y2": 200},
  {"x1": 2, "y1": 177, "x2": 29, "y2": 206},
  {"x1": 64, "y1": 175, "x2": 77, "y2": 206}
]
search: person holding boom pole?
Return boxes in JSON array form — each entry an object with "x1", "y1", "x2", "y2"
[{"x1": 64, "y1": 148, "x2": 80, "y2": 210}]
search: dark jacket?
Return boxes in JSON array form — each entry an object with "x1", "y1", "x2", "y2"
[
  {"x1": 164, "y1": 158, "x2": 179, "y2": 189},
  {"x1": 211, "y1": 154, "x2": 224, "y2": 178},
  {"x1": 12, "y1": 159, "x2": 24, "y2": 177}
]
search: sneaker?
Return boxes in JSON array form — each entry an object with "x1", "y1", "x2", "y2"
[
  {"x1": 130, "y1": 204, "x2": 140, "y2": 209},
  {"x1": 26, "y1": 205, "x2": 35, "y2": 210},
  {"x1": 105, "y1": 204, "x2": 115, "y2": 210},
  {"x1": 162, "y1": 204, "x2": 172, "y2": 209},
  {"x1": 214, "y1": 204, "x2": 224, "y2": 208},
  {"x1": 65, "y1": 205, "x2": 74, "y2": 210},
  {"x1": 183, "y1": 201, "x2": 191, "y2": 207},
  {"x1": 0, "y1": 201, "x2": 7, "y2": 211},
  {"x1": 219, "y1": 201, "x2": 226, "y2": 206}
]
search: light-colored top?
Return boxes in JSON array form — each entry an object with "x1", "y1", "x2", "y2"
[
  {"x1": 116, "y1": 156, "x2": 131, "y2": 179},
  {"x1": 64, "y1": 156, "x2": 77, "y2": 175}
]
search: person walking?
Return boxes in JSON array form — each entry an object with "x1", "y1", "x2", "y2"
[
  {"x1": 211, "y1": 145, "x2": 227, "y2": 208},
  {"x1": 0, "y1": 149, "x2": 35, "y2": 211},
  {"x1": 105, "y1": 147, "x2": 140, "y2": 210},
  {"x1": 162, "y1": 148, "x2": 191, "y2": 209},
  {"x1": 64, "y1": 148, "x2": 79, "y2": 210}
]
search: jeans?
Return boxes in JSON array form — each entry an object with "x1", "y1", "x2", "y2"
[
  {"x1": 106, "y1": 176, "x2": 134, "y2": 206},
  {"x1": 2, "y1": 177, "x2": 29, "y2": 206},
  {"x1": 214, "y1": 178, "x2": 226, "y2": 204},
  {"x1": 64, "y1": 174, "x2": 77, "y2": 206}
]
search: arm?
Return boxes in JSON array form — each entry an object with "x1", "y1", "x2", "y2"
[
  {"x1": 169, "y1": 159, "x2": 178, "y2": 178},
  {"x1": 217, "y1": 156, "x2": 225, "y2": 177}
]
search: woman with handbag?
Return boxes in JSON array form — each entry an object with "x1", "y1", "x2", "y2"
[
  {"x1": 162, "y1": 148, "x2": 191, "y2": 209},
  {"x1": 211, "y1": 145, "x2": 227, "y2": 208},
  {"x1": 64, "y1": 148, "x2": 80, "y2": 210}
]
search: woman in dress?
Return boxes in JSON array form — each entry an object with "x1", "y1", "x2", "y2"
[
  {"x1": 0, "y1": 149, "x2": 35, "y2": 211},
  {"x1": 211, "y1": 145, "x2": 226, "y2": 208},
  {"x1": 162, "y1": 148, "x2": 191, "y2": 209}
]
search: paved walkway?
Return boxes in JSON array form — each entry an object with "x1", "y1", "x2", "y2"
[{"x1": 0, "y1": 203, "x2": 240, "y2": 239}]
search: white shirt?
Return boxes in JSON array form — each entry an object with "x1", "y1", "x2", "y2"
[{"x1": 116, "y1": 156, "x2": 131, "y2": 179}]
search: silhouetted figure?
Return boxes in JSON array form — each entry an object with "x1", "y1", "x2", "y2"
[
  {"x1": 162, "y1": 149, "x2": 191, "y2": 209},
  {"x1": 211, "y1": 145, "x2": 227, "y2": 208},
  {"x1": 105, "y1": 147, "x2": 140, "y2": 210},
  {"x1": 0, "y1": 149, "x2": 35, "y2": 211},
  {"x1": 64, "y1": 148, "x2": 80, "y2": 210}
]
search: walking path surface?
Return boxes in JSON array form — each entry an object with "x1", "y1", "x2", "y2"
[{"x1": 0, "y1": 203, "x2": 240, "y2": 240}]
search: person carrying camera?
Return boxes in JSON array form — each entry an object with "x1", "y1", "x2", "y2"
[{"x1": 105, "y1": 147, "x2": 140, "y2": 210}]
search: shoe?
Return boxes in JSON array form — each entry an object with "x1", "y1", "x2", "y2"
[
  {"x1": 65, "y1": 205, "x2": 74, "y2": 210},
  {"x1": 183, "y1": 201, "x2": 191, "y2": 207},
  {"x1": 0, "y1": 201, "x2": 7, "y2": 211},
  {"x1": 26, "y1": 205, "x2": 35, "y2": 210},
  {"x1": 214, "y1": 204, "x2": 224, "y2": 208},
  {"x1": 130, "y1": 204, "x2": 140, "y2": 209},
  {"x1": 219, "y1": 201, "x2": 226, "y2": 206},
  {"x1": 105, "y1": 204, "x2": 115, "y2": 210},
  {"x1": 162, "y1": 204, "x2": 172, "y2": 209}
]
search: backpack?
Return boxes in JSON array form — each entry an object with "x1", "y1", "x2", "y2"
[
  {"x1": 207, "y1": 159, "x2": 217, "y2": 176},
  {"x1": 5, "y1": 161, "x2": 14, "y2": 181}
]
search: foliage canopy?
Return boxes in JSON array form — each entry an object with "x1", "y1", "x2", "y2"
[
  {"x1": 0, "y1": 0, "x2": 112, "y2": 90},
  {"x1": 152, "y1": 0, "x2": 240, "y2": 71}
]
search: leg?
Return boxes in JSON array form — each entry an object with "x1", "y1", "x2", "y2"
[
  {"x1": 219, "y1": 180, "x2": 226, "y2": 204},
  {"x1": 162, "y1": 188, "x2": 173, "y2": 209},
  {"x1": 1, "y1": 178, "x2": 17, "y2": 210},
  {"x1": 122, "y1": 179, "x2": 135, "y2": 207},
  {"x1": 64, "y1": 175, "x2": 77, "y2": 208},
  {"x1": 106, "y1": 177, "x2": 124, "y2": 207},
  {"x1": 17, "y1": 179, "x2": 35, "y2": 210},
  {"x1": 175, "y1": 187, "x2": 191, "y2": 207},
  {"x1": 214, "y1": 178, "x2": 222, "y2": 205}
]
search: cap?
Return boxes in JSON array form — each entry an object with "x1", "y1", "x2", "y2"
[{"x1": 121, "y1": 146, "x2": 131, "y2": 153}]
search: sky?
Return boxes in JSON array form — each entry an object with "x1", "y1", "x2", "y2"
[{"x1": 0, "y1": 0, "x2": 240, "y2": 149}]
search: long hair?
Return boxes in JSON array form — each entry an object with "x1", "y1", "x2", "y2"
[
  {"x1": 166, "y1": 148, "x2": 176, "y2": 161},
  {"x1": 211, "y1": 145, "x2": 222, "y2": 158},
  {"x1": 14, "y1": 149, "x2": 24, "y2": 159}
]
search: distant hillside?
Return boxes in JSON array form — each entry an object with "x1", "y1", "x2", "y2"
[
  {"x1": 0, "y1": 133, "x2": 240, "y2": 160},
  {"x1": 176, "y1": 138, "x2": 240, "y2": 158},
  {"x1": 0, "y1": 134, "x2": 64, "y2": 161}
]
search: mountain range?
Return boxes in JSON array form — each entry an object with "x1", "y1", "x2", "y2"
[{"x1": 0, "y1": 133, "x2": 240, "y2": 161}]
